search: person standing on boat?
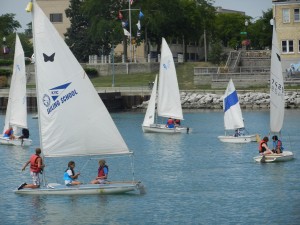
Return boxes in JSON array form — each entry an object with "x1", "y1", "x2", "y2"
[
  {"x1": 258, "y1": 136, "x2": 273, "y2": 155},
  {"x1": 3, "y1": 126, "x2": 15, "y2": 140},
  {"x1": 64, "y1": 161, "x2": 81, "y2": 186},
  {"x1": 90, "y1": 159, "x2": 108, "y2": 184},
  {"x1": 271, "y1": 135, "x2": 284, "y2": 154},
  {"x1": 18, "y1": 148, "x2": 45, "y2": 190}
]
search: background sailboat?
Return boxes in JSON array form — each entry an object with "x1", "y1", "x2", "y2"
[
  {"x1": 0, "y1": 34, "x2": 32, "y2": 146},
  {"x1": 218, "y1": 79, "x2": 257, "y2": 143},
  {"x1": 142, "y1": 38, "x2": 189, "y2": 133},
  {"x1": 15, "y1": 0, "x2": 143, "y2": 194},
  {"x1": 253, "y1": 19, "x2": 293, "y2": 162}
]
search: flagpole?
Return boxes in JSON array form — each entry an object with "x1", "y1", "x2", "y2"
[{"x1": 129, "y1": 0, "x2": 132, "y2": 62}]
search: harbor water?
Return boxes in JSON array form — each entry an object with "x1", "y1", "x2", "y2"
[{"x1": 1, "y1": 110, "x2": 300, "y2": 225}]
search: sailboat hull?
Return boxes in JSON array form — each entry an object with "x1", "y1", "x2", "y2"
[
  {"x1": 142, "y1": 124, "x2": 190, "y2": 134},
  {"x1": 253, "y1": 151, "x2": 294, "y2": 163},
  {"x1": 14, "y1": 182, "x2": 145, "y2": 195},
  {"x1": 218, "y1": 134, "x2": 257, "y2": 143},
  {"x1": 0, "y1": 137, "x2": 32, "y2": 146}
]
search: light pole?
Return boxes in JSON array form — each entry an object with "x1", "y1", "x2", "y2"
[
  {"x1": 2, "y1": 37, "x2": 6, "y2": 59},
  {"x1": 245, "y1": 20, "x2": 249, "y2": 50}
]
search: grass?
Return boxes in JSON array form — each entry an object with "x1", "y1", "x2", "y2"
[{"x1": 90, "y1": 62, "x2": 215, "y2": 89}]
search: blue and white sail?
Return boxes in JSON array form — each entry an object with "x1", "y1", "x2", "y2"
[{"x1": 223, "y1": 79, "x2": 244, "y2": 130}]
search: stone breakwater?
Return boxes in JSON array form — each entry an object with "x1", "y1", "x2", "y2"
[{"x1": 137, "y1": 91, "x2": 300, "y2": 109}]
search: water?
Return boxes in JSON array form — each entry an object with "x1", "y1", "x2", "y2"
[{"x1": 1, "y1": 110, "x2": 300, "y2": 225}]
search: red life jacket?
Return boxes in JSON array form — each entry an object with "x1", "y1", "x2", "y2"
[
  {"x1": 259, "y1": 140, "x2": 267, "y2": 152},
  {"x1": 167, "y1": 119, "x2": 174, "y2": 125},
  {"x1": 4, "y1": 129, "x2": 12, "y2": 135},
  {"x1": 30, "y1": 154, "x2": 41, "y2": 173},
  {"x1": 98, "y1": 166, "x2": 108, "y2": 178}
]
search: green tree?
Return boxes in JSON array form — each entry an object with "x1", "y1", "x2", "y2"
[
  {"x1": 64, "y1": 0, "x2": 94, "y2": 62},
  {"x1": 248, "y1": 9, "x2": 273, "y2": 50},
  {"x1": 82, "y1": 0, "x2": 124, "y2": 58},
  {"x1": 0, "y1": 13, "x2": 21, "y2": 37},
  {"x1": 214, "y1": 13, "x2": 251, "y2": 48}
]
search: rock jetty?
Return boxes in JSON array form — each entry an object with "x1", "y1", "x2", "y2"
[{"x1": 137, "y1": 91, "x2": 300, "y2": 110}]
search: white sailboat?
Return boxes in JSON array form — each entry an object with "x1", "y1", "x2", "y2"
[
  {"x1": 0, "y1": 34, "x2": 32, "y2": 147},
  {"x1": 253, "y1": 20, "x2": 293, "y2": 163},
  {"x1": 218, "y1": 79, "x2": 257, "y2": 143},
  {"x1": 15, "y1": 0, "x2": 143, "y2": 194},
  {"x1": 142, "y1": 38, "x2": 189, "y2": 133}
]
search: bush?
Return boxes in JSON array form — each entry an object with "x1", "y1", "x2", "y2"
[
  {"x1": 0, "y1": 59, "x2": 13, "y2": 66},
  {"x1": 0, "y1": 69, "x2": 12, "y2": 77},
  {"x1": 84, "y1": 67, "x2": 98, "y2": 78},
  {"x1": 0, "y1": 76, "x2": 8, "y2": 87}
]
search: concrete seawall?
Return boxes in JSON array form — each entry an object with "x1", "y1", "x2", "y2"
[{"x1": 0, "y1": 88, "x2": 299, "y2": 112}]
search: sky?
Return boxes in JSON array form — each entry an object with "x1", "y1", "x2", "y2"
[
  {"x1": 0, "y1": 0, "x2": 273, "y2": 32},
  {"x1": 213, "y1": 0, "x2": 272, "y2": 19}
]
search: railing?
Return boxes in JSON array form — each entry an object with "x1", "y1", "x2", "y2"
[{"x1": 194, "y1": 66, "x2": 270, "y2": 75}]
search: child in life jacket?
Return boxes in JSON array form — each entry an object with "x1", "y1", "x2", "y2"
[
  {"x1": 271, "y1": 135, "x2": 284, "y2": 154},
  {"x1": 258, "y1": 136, "x2": 273, "y2": 155}
]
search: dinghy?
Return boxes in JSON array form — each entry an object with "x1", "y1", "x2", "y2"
[
  {"x1": 15, "y1": 0, "x2": 144, "y2": 195},
  {"x1": 0, "y1": 34, "x2": 32, "y2": 147},
  {"x1": 218, "y1": 79, "x2": 257, "y2": 143},
  {"x1": 142, "y1": 38, "x2": 190, "y2": 133},
  {"x1": 253, "y1": 19, "x2": 293, "y2": 163}
]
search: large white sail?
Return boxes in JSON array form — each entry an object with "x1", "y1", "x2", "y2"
[
  {"x1": 142, "y1": 75, "x2": 157, "y2": 127},
  {"x1": 3, "y1": 34, "x2": 27, "y2": 134},
  {"x1": 270, "y1": 21, "x2": 284, "y2": 133},
  {"x1": 32, "y1": 1, "x2": 129, "y2": 157},
  {"x1": 157, "y1": 38, "x2": 183, "y2": 120},
  {"x1": 223, "y1": 79, "x2": 244, "y2": 130}
]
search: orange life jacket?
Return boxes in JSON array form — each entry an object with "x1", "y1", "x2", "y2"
[
  {"x1": 258, "y1": 140, "x2": 267, "y2": 152},
  {"x1": 30, "y1": 154, "x2": 41, "y2": 173}
]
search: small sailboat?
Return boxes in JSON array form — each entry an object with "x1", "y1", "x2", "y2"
[
  {"x1": 142, "y1": 38, "x2": 189, "y2": 133},
  {"x1": 253, "y1": 19, "x2": 293, "y2": 163},
  {"x1": 218, "y1": 79, "x2": 257, "y2": 143},
  {"x1": 0, "y1": 34, "x2": 32, "y2": 146},
  {"x1": 15, "y1": 0, "x2": 143, "y2": 195}
]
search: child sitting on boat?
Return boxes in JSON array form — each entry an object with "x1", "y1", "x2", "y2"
[
  {"x1": 64, "y1": 161, "x2": 81, "y2": 186},
  {"x1": 90, "y1": 159, "x2": 108, "y2": 184}
]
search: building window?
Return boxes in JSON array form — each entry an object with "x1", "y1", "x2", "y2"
[
  {"x1": 282, "y1": 40, "x2": 294, "y2": 53},
  {"x1": 298, "y1": 40, "x2": 300, "y2": 52},
  {"x1": 50, "y1": 13, "x2": 63, "y2": 22},
  {"x1": 283, "y1": 8, "x2": 290, "y2": 23},
  {"x1": 295, "y1": 9, "x2": 300, "y2": 22}
]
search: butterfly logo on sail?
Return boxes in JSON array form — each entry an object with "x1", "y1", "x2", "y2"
[{"x1": 43, "y1": 53, "x2": 55, "y2": 62}]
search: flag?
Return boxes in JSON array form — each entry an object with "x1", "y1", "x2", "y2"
[
  {"x1": 139, "y1": 10, "x2": 144, "y2": 19},
  {"x1": 122, "y1": 20, "x2": 128, "y2": 28},
  {"x1": 123, "y1": 28, "x2": 131, "y2": 37},
  {"x1": 136, "y1": 20, "x2": 141, "y2": 30},
  {"x1": 118, "y1": 11, "x2": 123, "y2": 20},
  {"x1": 130, "y1": 0, "x2": 134, "y2": 5}
]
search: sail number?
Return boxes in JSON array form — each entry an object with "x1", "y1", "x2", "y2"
[{"x1": 271, "y1": 78, "x2": 284, "y2": 96}]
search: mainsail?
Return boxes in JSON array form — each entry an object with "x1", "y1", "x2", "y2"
[
  {"x1": 32, "y1": 1, "x2": 129, "y2": 157},
  {"x1": 3, "y1": 34, "x2": 27, "y2": 134},
  {"x1": 223, "y1": 79, "x2": 244, "y2": 130},
  {"x1": 270, "y1": 21, "x2": 284, "y2": 133},
  {"x1": 157, "y1": 38, "x2": 183, "y2": 120}
]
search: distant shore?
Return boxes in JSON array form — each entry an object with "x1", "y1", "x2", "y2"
[{"x1": 136, "y1": 91, "x2": 300, "y2": 110}]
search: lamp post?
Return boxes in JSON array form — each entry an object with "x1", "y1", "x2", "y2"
[
  {"x1": 2, "y1": 37, "x2": 6, "y2": 59},
  {"x1": 245, "y1": 20, "x2": 249, "y2": 50}
]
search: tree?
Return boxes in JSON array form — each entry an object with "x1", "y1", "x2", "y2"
[
  {"x1": 0, "y1": 14, "x2": 21, "y2": 37},
  {"x1": 65, "y1": 0, "x2": 97, "y2": 62},
  {"x1": 82, "y1": 0, "x2": 124, "y2": 58},
  {"x1": 247, "y1": 9, "x2": 273, "y2": 50}
]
